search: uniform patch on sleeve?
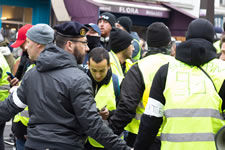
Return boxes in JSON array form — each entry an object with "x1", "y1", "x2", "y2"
[{"x1": 144, "y1": 97, "x2": 164, "y2": 117}]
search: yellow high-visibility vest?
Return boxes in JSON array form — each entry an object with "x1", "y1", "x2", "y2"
[
  {"x1": 125, "y1": 53, "x2": 172, "y2": 134},
  {"x1": 88, "y1": 77, "x2": 117, "y2": 148},
  {"x1": 0, "y1": 53, "x2": 10, "y2": 101},
  {"x1": 162, "y1": 58, "x2": 225, "y2": 150}
]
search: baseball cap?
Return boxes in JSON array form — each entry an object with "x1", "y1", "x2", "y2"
[
  {"x1": 11, "y1": 24, "x2": 33, "y2": 48},
  {"x1": 85, "y1": 23, "x2": 101, "y2": 35}
]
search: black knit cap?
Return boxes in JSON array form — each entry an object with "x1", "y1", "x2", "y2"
[
  {"x1": 117, "y1": 16, "x2": 133, "y2": 33},
  {"x1": 186, "y1": 18, "x2": 214, "y2": 43},
  {"x1": 146, "y1": 22, "x2": 171, "y2": 48},
  {"x1": 98, "y1": 12, "x2": 116, "y2": 27},
  {"x1": 109, "y1": 28, "x2": 133, "y2": 53}
]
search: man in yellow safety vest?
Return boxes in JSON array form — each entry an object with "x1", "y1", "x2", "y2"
[{"x1": 134, "y1": 18, "x2": 225, "y2": 150}]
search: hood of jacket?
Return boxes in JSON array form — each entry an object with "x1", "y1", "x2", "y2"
[
  {"x1": 36, "y1": 44, "x2": 77, "y2": 72},
  {"x1": 175, "y1": 38, "x2": 217, "y2": 66}
]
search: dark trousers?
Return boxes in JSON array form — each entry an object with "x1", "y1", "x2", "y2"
[
  {"x1": 25, "y1": 147, "x2": 35, "y2": 150},
  {"x1": 25, "y1": 147, "x2": 62, "y2": 150},
  {"x1": 0, "y1": 123, "x2": 5, "y2": 150},
  {"x1": 126, "y1": 132, "x2": 161, "y2": 150}
]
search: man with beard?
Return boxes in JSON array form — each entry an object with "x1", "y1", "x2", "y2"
[
  {"x1": 98, "y1": 12, "x2": 116, "y2": 51},
  {"x1": 82, "y1": 23, "x2": 102, "y2": 72},
  {"x1": 0, "y1": 21, "x2": 131, "y2": 150}
]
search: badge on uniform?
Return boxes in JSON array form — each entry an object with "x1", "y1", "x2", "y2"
[{"x1": 80, "y1": 28, "x2": 86, "y2": 36}]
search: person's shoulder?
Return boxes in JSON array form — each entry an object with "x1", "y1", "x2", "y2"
[{"x1": 71, "y1": 67, "x2": 91, "y2": 81}]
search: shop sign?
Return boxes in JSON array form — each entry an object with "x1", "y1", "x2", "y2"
[{"x1": 100, "y1": 5, "x2": 169, "y2": 18}]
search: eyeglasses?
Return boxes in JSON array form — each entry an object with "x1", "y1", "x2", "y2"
[{"x1": 70, "y1": 40, "x2": 88, "y2": 47}]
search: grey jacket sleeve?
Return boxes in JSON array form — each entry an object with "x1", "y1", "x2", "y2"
[
  {"x1": 0, "y1": 75, "x2": 27, "y2": 124},
  {"x1": 70, "y1": 75, "x2": 130, "y2": 150}
]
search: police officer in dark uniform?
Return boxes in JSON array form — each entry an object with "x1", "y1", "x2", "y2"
[{"x1": 0, "y1": 21, "x2": 131, "y2": 150}]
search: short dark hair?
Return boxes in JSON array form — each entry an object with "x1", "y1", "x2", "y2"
[
  {"x1": 55, "y1": 33, "x2": 77, "y2": 49},
  {"x1": 88, "y1": 47, "x2": 110, "y2": 65}
]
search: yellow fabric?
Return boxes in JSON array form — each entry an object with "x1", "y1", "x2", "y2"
[
  {"x1": 213, "y1": 40, "x2": 221, "y2": 54},
  {"x1": 125, "y1": 54, "x2": 173, "y2": 134},
  {"x1": 109, "y1": 51, "x2": 133, "y2": 80},
  {"x1": 162, "y1": 59, "x2": 225, "y2": 150},
  {"x1": 13, "y1": 107, "x2": 29, "y2": 126},
  {"x1": 0, "y1": 53, "x2": 10, "y2": 101},
  {"x1": 88, "y1": 78, "x2": 117, "y2": 148}
]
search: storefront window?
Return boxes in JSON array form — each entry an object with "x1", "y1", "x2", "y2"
[{"x1": 0, "y1": 5, "x2": 32, "y2": 42}]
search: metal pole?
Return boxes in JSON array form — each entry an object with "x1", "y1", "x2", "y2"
[{"x1": 200, "y1": 0, "x2": 214, "y2": 25}]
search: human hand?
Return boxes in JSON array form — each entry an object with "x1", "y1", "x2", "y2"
[
  {"x1": 7, "y1": 76, "x2": 19, "y2": 87},
  {"x1": 99, "y1": 107, "x2": 109, "y2": 120}
]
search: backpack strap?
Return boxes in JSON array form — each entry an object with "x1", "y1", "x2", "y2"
[
  {"x1": 112, "y1": 73, "x2": 120, "y2": 103},
  {"x1": 197, "y1": 65, "x2": 217, "y2": 91}
]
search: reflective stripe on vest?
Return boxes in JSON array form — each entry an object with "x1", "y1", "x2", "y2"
[
  {"x1": 13, "y1": 106, "x2": 29, "y2": 126},
  {"x1": 125, "y1": 54, "x2": 172, "y2": 134},
  {"x1": 88, "y1": 77, "x2": 117, "y2": 148},
  {"x1": 0, "y1": 84, "x2": 10, "y2": 90},
  {"x1": 165, "y1": 108, "x2": 224, "y2": 120},
  {"x1": 20, "y1": 109, "x2": 29, "y2": 118},
  {"x1": 161, "y1": 133, "x2": 215, "y2": 142},
  {"x1": 162, "y1": 59, "x2": 225, "y2": 150}
]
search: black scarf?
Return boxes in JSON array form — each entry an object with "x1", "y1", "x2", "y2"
[
  {"x1": 87, "y1": 69, "x2": 112, "y2": 95},
  {"x1": 86, "y1": 35, "x2": 101, "y2": 50}
]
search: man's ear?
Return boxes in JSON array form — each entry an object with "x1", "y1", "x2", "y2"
[
  {"x1": 37, "y1": 43, "x2": 45, "y2": 49},
  {"x1": 65, "y1": 41, "x2": 74, "y2": 54}
]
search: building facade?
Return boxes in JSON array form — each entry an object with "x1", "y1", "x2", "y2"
[{"x1": 0, "y1": 0, "x2": 51, "y2": 40}]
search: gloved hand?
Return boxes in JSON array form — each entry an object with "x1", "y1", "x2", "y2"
[{"x1": 0, "y1": 47, "x2": 11, "y2": 55}]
